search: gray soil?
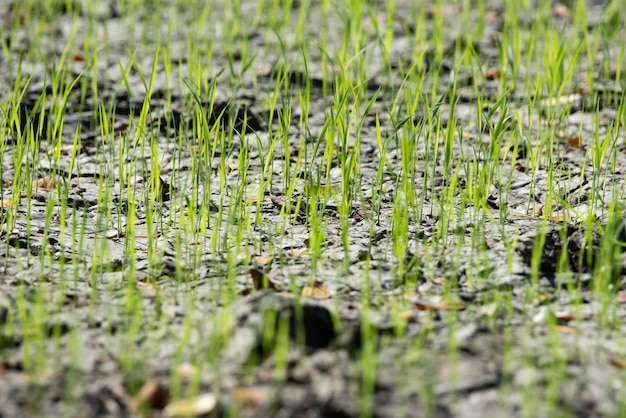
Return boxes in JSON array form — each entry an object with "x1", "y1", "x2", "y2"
[{"x1": 1, "y1": 0, "x2": 626, "y2": 417}]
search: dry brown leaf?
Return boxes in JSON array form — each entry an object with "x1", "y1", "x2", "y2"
[
  {"x1": 129, "y1": 378, "x2": 170, "y2": 412},
  {"x1": 255, "y1": 256, "x2": 274, "y2": 267},
  {"x1": 486, "y1": 68, "x2": 502, "y2": 80},
  {"x1": 291, "y1": 248, "x2": 306, "y2": 257},
  {"x1": 233, "y1": 386, "x2": 271, "y2": 408},
  {"x1": 609, "y1": 357, "x2": 626, "y2": 369},
  {"x1": 249, "y1": 268, "x2": 282, "y2": 290},
  {"x1": 32, "y1": 177, "x2": 56, "y2": 191},
  {"x1": 301, "y1": 282, "x2": 332, "y2": 300},
  {"x1": 163, "y1": 393, "x2": 217, "y2": 418},
  {"x1": 0, "y1": 198, "x2": 11, "y2": 208},
  {"x1": 567, "y1": 136, "x2": 581, "y2": 148},
  {"x1": 432, "y1": 277, "x2": 445, "y2": 285},
  {"x1": 553, "y1": 2, "x2": 571, "y2": 17},
  {"x1": 436, "y1": 298, "x2": 466, "y2": 311},
  {"x1": 554, "y1": 311, "x2": 576, "y2": 322},
  {"x1": 414, "y1": 300, "x2": 438, "y2": 313},
  {"x1": 549, "y1": 212, "x2": 570, "y2": 223},
  {"x1": 555, "y1": 325, "x2": 576, "y2": 334}
]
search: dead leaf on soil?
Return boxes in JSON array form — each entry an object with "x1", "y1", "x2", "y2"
[
  {"x1": 486, "y1": 68, "x2": 502, "y2": 80},
  {"x1": 163, "y1": 393, "x2": 217, "y2": 418},
  {"x1": 129, "y1": 378, "x2": 170, "y2": 412},
  {"x1": 233, "y1": 386, "x2": 271, "y2": 407},
  {"x1": 414, "y1": 300, "x2": 438, "y2": 313},
  {"x1": 553, "y1": 2, "x2": 571, "y2": 17},
  {"x1": 0, "y1": 198, "x2": 11, "y2": 208},
  {"x1": 249, "y1": 268, "x2": 282, "y2": 290},
  {"x1": 555, "y1": 325, "x2": 576, "y2": 334},
  {"x1": 291, "y1": 248, "x2": 307, "y2": 257},
  {"x1": 548, "y1": 212, "x2": 570, "y2": 223},
  {"x1": 609, "y1": 357, "x2": 626, "y2": 369},
  {"x1": 437, "y1": 297, "x2": 467, "y2": 311},
  {"x1": 254, "y1": 256, "x2": 274, "y2": 267},
  {"x1": 32, "y1": 177, "x2": 56, "y2": 191},
  {"x1": 554, "y1": 311, "x2": 576, "y2": 322},
  {"x1": 301, "y1": 282, "x2": 332, "y2": 300},
  {"x1": 567, "y1": 136, "x2": 581, "y2": 148}
]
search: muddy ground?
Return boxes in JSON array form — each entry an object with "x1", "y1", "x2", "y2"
[{"x1": 1, "y1": 0, "x2": 626, "y2": 417}]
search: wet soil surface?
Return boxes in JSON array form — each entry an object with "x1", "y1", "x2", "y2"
[{"x1": 2, "y1": 0, "x2": 626, "y2": 417}]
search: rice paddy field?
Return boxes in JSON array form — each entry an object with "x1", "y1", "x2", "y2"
[{"x1": 1, "y1": 0, "x2": 626, "y2": 417}]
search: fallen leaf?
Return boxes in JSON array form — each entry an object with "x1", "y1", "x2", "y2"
[
  {"x1": 291, "y1": 248, "x2": 306, "y2": 257},
  {"x1": 549, "y1": 212, "x2": 570, "y2": 223},
  {"x1": 255, "y1": 256, "x2": 274, "y2": 267},
  {"x1": 432, "y1": 277, "x2": 445, "y2": 285},
  {"x1": 555, "y1": 325, "x2": 576, "y2": 334},
  {"x1": 33, "y1": 177, "x2": 56, "y2": 191},
  {"x1": 0, "y1": 199, "x2": 11, "y2": 208},
  {"x1": 249, "y1": 268, "x2": 282, "y2": 290},
  {"x1": 567, "y1": 136, "x2": 581, "y2": 148},
  {"x1": 554, "y1": 311, "x2": 576, "y2": 322},
  {"x1": 414, "y1": 300, "x2": 438, "y2": 313},
  {"x1": 437, "y1": 297, "x2": 466, "y2": 311},
  {"x1": 301, "y1": 282, "x2": 332, "y2": 300},
  {"x1": 616, "y1": 292, "x2": 626, "y2": 303},
  {"x1": 233, "y1": 386, "x2": 271, "y2": 407},
  {"x1": 609, "y1": 357, "x2": 626, "y2": 369},
  {"x1": 486, "y1": 68, "x2": 501, "y2": 80},
  {"x1": 163, "y1": 393, "x2": 217, "y2": 418},
  {"x1": 553, "y1": 2, "x2": 571, "y2": 17},
  {"x1": 129, "y1": 378, "x2": 170, "y2": 412}
]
